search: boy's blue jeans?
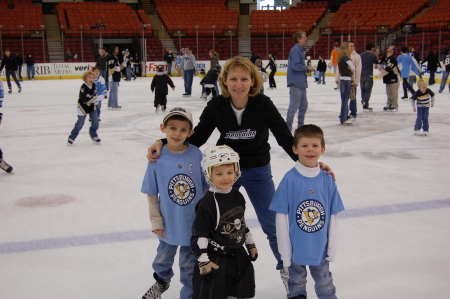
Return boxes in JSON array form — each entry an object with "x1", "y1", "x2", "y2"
[
  {"x1": 288, "y1": 261, "x2": 337, "y2": 299},
  {"x1": 27, "y1": 66, "x2": 35, "y2": 80},
  {"x1": 286, "y1": 85, "x2": 308, "y2": 131},
  {"x1": 233, "y1": 163, "x2": 283, "y2": 270},
  {"x1": 69, "y1": 110, "x2": 99, "y2": 140},
  {"x1": 414, "y1": 107, "x2": 429, "y2": 132},
  {"x1": 152, "y1": 240, "x2": 196, "y2": 299},
  {"x1": 319, "y1": 71, "x2": 326, "y2": 83}
]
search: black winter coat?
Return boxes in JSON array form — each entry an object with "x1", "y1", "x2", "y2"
[
  {"x1": 0, "y1": 55, "x2": 18, "y2": 71},
  {"x1": 151, "y1": 73, "x2": 175, "y2": 95},
  {"x1": 421, "y1": 55, "x2": 442, "y2": 72}
]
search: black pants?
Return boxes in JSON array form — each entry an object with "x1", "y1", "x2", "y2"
[
  {"x1": 5, "y1": 69, "x2": 21, "y2": 89},
  {"x1": 154, "y1": 92, "x2": 167, "y2": 109},
  {"x1": 269, "y1": 70, "x2": 276, "y2": 88},
  {"x1": 205, "y1": 87, "x2": 217, "y2": 97},
  {"x1": 429, "y1": 71, "x2": 436, "y2": 85},
  {"x1": 18, "y1": 64, "x2": 23, "y2": 80},
  {"x1": 192, "y1": 246, "x2": 255, "y2": 299},
  {"x1": 402, "y1": 78, "x2": 415, "y2": 97}
]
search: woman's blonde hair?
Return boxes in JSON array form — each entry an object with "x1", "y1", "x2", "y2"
[
  {"x1": 82, "y1": 71, "x2": 94, "y2": 82},
  {"x1": 219, "y1": 56, "x2": 263, "y2": 98},
  {"x1": 337, "y1": 42, "x2": 351, "y2": 63}
]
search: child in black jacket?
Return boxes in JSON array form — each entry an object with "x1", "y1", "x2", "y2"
[
  {"x1": 200, "y1": 64, "x2": 221, "y2": 101},
  {"x1": 317, "y1": 54, "x2": 328, "y2": 84},
  {"x1": 151, "y1": 65, "x2": 175, "y2": 113}
]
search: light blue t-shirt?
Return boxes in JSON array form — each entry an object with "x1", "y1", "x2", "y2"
[
  {"x1": 141, "y1": 144, "x2": 208, "y2": 246},
  {"x1": 269, "y1": 169, "x2": 345, "y2": 266}
]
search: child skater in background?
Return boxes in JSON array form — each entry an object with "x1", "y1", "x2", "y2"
[
  {"x1": 191, "y1": 145, "x2": 258, "y2": 299},
  {"x1": 411, "y1": 78, "x2": 435, "y2": 136},
  {"x1": 199, "y1": 64, "x2": 221, "y2": 101},
  {"x1": 67, "y1": 71, "x2": 101, "y2": 145},
  {"x1": 270, "y1": 124, "x2": 345, "y2": 299},
  {"x1": 92, "y1": 67, "x2": 107, "y2": 122},
  {"x1": 317, "y1": 54, "x2": 327, "y2": 84},
  {"x1": 141, "y1": 107, "x2": 208, "y2": 299},
  {"x1": 151, "y1": 65, "x2": 175, "y2": 114}
]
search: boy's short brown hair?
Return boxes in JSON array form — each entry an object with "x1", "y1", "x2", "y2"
[
  {"x1": 82, "y1": 71, "x2": 94, "y2": 82},
  {"x1": 293, "y1": 124, "x2": 325, "y2": 148}
]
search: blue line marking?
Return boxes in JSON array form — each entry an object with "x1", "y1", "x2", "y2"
[{"x1": 1, "y1": 198, "x2": 449, "y2": 255}]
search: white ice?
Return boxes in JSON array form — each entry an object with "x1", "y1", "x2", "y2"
[{"x1": 1, "y1": 74, "x2": 449, "y2": 299}]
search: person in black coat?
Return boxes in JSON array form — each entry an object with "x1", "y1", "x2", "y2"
[
  {"x1": 0, "y1": 49, "x2": 21, "y2": 93},
  {"x1": 15, "y1": 52, "x2": 23, "y2": 81},
  {"x1": 265, "y1": 52, "x2": 277, "y2": 88},
  {"x1": 316, "y1": 54, "x2": 328, "y2": 84},
  {"x1": 151, "y1": 65, "x2": 175, "y2": 113},
  {"x1": 200, "y1": 64, "x2": 221, "y2": 100},
  {"x1": 25, "y1": 54, "x2": 35, "y2": 80},
  {"x1": 163, "y1": 49, "x2": 174, "y2": 76},
  {"x1": 421, "y1": 50, "x2": 441, "y2": 85}
]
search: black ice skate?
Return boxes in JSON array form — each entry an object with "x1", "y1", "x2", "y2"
[
  {"x1": 0, "y1": 158, "x2": 13, "y2": 173},
  {"x1": 142, "y1": 272, "x2": 170, "y2": 299}
]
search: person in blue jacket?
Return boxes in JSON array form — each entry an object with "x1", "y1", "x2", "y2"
[{"x1": 397, "y1": 47, "x2": 421, "y2": 100}]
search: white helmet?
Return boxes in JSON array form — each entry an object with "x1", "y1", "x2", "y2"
[
  {"x1": 201, "y1": 145, "x2": 241, "y2": 185},
  {"x1": 306, "y1": 56, "x2": 311, "y2": 60}
]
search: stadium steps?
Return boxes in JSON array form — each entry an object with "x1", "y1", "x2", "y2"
[
  {"x1": 43, "y1": 15, "x2": 64, "y2": 62},
  {"x1": 141, "y1": 0, "x2": 154, "y2": 15},
  {"x1": 238, "y1": 15, "x2": 251, "y2": 59},
  {"x1": 147, "y1": 15, "x2": 177, "y2": 53},
  {"x1": 227, "y1": 0, "x2": 240, "y2": 12},
  {"x1": 304, "y1": 12, "x2": 334, "y2": 52},
  {"x1": 407, "y1": 7, "x2": 430, "y2": 24}
]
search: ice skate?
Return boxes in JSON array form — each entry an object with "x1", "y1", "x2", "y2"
[
  {"x1": 0, "y1": 158, "x2": 13, "y2": 173},
  {"x1": 383, "y1": 104, "x2": 391, "y2": 111},
  {"x1": 112, "y1": 106, "x2": 121, "y2": 110},
  {"x1": 340, "y1": 119, "x2": 353, "y2": 126},
  {"x1": 388, "y1": 106, "x2": 398, "y2": 112},
  {"x1": 18, "y1": 86, "x2": 22, "y2": 93},
  {"x1": 67, "y1": 138, "x2": 74, "y2": 145},
  {"x1": 155, "y1": 105, "x2": 161, "y2": 114},
  {"x1": 414, "y1": 131, "x2": 422, "y2": 136},
  {"x1": 142, "y1": 273, "x2": 170, "y2": 299},
  {"x1": 8, "y1": 88, "x2": 12, "y2": 94},
  {"x1": 423, "y1": 131, "x2": 428, "y2": 136},
  {"x1": 91, "y1": 137, "x2": 101, "y2": 144},
  {"x1": 201, "y1": 92, "x2": 208, "y2": 100}
]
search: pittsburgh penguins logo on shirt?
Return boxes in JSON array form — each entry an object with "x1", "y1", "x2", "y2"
[
  {"x1": 296, "y1": 200, "x2": 326, "y2": 233},
  {"x1": 167, "y1": 173, "x2": 196, "y2": 206}
]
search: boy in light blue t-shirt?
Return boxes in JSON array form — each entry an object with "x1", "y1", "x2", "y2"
[
  {"x1": 141, "y1": 107, "x2": 208, "y2": 299},
  {"x1": 269, "y1": 124, "x2": 345, "y2": 299}
]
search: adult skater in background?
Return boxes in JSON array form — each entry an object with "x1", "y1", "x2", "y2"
[
  {"x1": 107, "y1": 45, "x2": 123, "y2": 110},
  {"x1": 178, "y1": 46, "x2": 196, "y2": 97},
  {"x1": 15, "y1": 52, "x2": 23, "y2": 81},
  {"x1": 330, "y1": 42, "x2": 340, "y2": 90},
  {"x1": 398, "y1": 47, "x2": 421, "y2": 100},
  {"x1": 147, "y1": 56, "x2": 334, "y2": 294},
  {"x1": 420, "y1": 50, "x2": 441, "y2": 86},
  {"x1": 0, "y1": 49, "x2": 22, "y2": 94},
  {"x1": 266, "y1": 51, "x2": 277, "y2": 89},
  {"x1": 378, "y1": 46, "x2": 400, "y2": 112},
  {"x1": 163, "y1": 49, "x2": 174, "y2": 76},
  {"x1": 336, "y1": 42, "x2": 356, "y2": 125},
  {"x1": 26, "y1": 54, "x2": 35, "y2": 81},
  {"x1": 439, "y1": 50, "x2": 450, "y2": 93},
  {"x1": 359, "y1": 43, "x2": 379, "y2": 111},
  {"x1": 286, "y1": 31, "x2": 315, "y2": 131}
]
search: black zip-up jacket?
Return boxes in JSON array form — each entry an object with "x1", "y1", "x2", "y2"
[
  {"x1": 95, "y1": 53, "x2": 108, "y2": 70},
  {"x1": 421, "y1": 54, "x2": 441, "y2": 72},
  {"x1": 187, "y1": 94, "x2": 297, "y2": 169},
  {"x1": 199, "y1": 69, "x2": 219, "y2": 85},
  {"x1": 26, "y1": 57, "x2": 35, "y2": 66},
  {"x1": 266, "y1": 56, "x2": 277, "y2": 72},
  {"x1": 0, "y1": 55, "x2": 18, "y2": 71},
  {"x1": 151, "y1": 73, "x2": 174, "y2": 95},
  {"x1": 317, "y1": 59, "x2": 327, "y2": 72}
]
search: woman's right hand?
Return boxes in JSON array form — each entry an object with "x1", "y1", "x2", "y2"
[{"x1": 147, "y1": 140, "x2": 163, "y2": 162}]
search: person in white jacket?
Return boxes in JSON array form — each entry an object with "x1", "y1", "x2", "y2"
[{"x1": 270, "y1": 124, "x2": 345, "y2": 299}]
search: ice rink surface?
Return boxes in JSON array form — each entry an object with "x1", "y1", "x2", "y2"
[{"x1": 1, "y1": 74, "x2": 449, "y2": 299}]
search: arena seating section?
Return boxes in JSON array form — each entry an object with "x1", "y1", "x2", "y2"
[
  {"x1": 2, "y1": 0, "x2": 450, "y2": 64},
  {"x1": 327, "y1": 0, "x2": 428, "y2": 34},
  {"x1": 56, "y1": 2, "x2": 153, "y2": 38},
  {"x1": 0, "y1": 0, "x2": 47, "y2": 62},
  {"x1": 154, "y1": 0, "x2": 238, "y2": 37}
]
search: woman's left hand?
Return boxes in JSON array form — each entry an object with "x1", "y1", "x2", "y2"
[{"x1": 319, "y1": 162, "x2": 336, "y2": 181}]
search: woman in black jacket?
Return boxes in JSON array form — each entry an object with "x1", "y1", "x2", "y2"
[
  {"x1": 421, "y1": 50, "x2": 441, "y2": 85},
  {"x1": 266, "y1": 51, "x2": 277, "y2": 88},
  {"x1": 26, "y1": 54, "x2": 35, "y2": 80}
]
